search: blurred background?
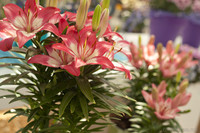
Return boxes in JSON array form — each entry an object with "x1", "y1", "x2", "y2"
[{"x1": 0, "y1": 0, "x2": 200, "y2": 133}]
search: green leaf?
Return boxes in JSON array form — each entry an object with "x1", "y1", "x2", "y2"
[
  {"x1": 39, "y1": 125, "x2": 67, "y2": 132},
  {"x1": 32, "y1": 118, "x2": 45, "y2": 132},
  {"x1": 8, "y1": 112, "x2": 26, "y2": 122},
  {"x1": 27, "y1": 108, "x2": 39, "y2": 122},
  {"x1": 70, "y1": 99, "x2": 77, "y2": 114},
  {"x1": 79, "y1": 95, "x2": 89, "y2": 121},
  {"x1": 59, "y1": 91, "x2": 77, "y2": 117},
  {"x1": 76, "y1": 77, "x2": 95, "y2": 103},
  {"x1": 22, "y1": 121, "x2": 35, "y2": 133},
  {"x1": 9, "y1": 96, "x2": 28, "y2": 104},
  {"x1": 45, "y1": 79, "x2": 76, "y2": 98},
  {"x1": 0, "y1": 94, "x2": 16, "y2": 99}
]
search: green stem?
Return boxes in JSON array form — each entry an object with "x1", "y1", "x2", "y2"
[{"x1": 32, "y1": 39, "x2": 47, "y2": 55}]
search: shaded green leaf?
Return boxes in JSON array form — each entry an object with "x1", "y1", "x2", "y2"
[
  {"x1": 79, "y1": 95, "x2": 89, "y2": 121},
  {"x1": 59, "y1": 91, "x2": 77, "y2": 117},
  {"x1": 76, "y1": 77, "x2": 95, "y2": 103}
]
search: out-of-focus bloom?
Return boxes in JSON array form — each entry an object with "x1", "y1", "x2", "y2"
[
  {"x1": 172, "y1": 79, "x2": 191, "y2": 108},
  {"x1": 192, "y1": 0, "x2": 200, "y2": 12},
  {"x1": 129, "y1": 35, "x2": 158, "y2": 68},
  {"x1": 143, "y1": 35, "x2": 158, "y2": 66},
  {"x1": 180, "y1": 44, "x2": 200, "y2": 59},
  {"x1": 1, "y1": 0, "x2": 59, "y2": 50},
  {"x1": 28, "y1": 45, "x2": 80, "y2": 76},
  {"x1": 142, "y1": 80, "x2": 191, "y2": 120},
  {"x1": 159, "y1": 41, "x2": 198, "y2": 77},
  {"x1": 154, "y1": 98, "x2": 180, "y2": 120},
  {"x1": 168, "y1": 0, "x2": 192, "y2": 10}
]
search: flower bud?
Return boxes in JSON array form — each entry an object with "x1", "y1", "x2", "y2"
[
  {"x1": 92, "y1": 5, "x2": 101, "y2": 31},
  {"x1": 101, "y1": 0, "x2": 110, "y2": 11},
  {"x1": 148, "y1": 35, "x2": 155, "y2": 45},
  {"x1": 98, "y1": 8, "x2": 109, "y2": 37},
  {"x1": 157, "y1": 43, "x2": 163, "y2": 63},
  {"x1": 166, "y1": 41, "x2": 173, "y2": 54},
  {"x1": 152, "y1": 87, "x2": 158, "y2": 102},
  {"x1": 177, "y1": 53, "x2": 189, "y2": 68},
  {"x1": 76, "y1": 0, "x2": 91, "y2": 31},
  {"x1": 175, "y1": 44, "x2": 181, "y2": 54},
  {"x1": 179, "y1": 79, "x2": 189, "y2": 93},
  {"x1": 175, "y1": 71, "x2": 182, "y2": 83}
]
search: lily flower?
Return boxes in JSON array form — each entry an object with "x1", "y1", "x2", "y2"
[
  {"x1": 2, "y1": 0, "x2": 59, "y2": 49},
  {"x1": 154, "y1": 98, "x2": 180, "y2": 120},
  {"x1": 52, "y1": 31, "x2": 114, "y2": 69},
  {"x1": 159, "y1": 41, "x2": 198, "y2": 77},
  {"x1": 28, "y1": 45, "x2": 80, "y2": 76},
  {"x1": 172, "y1": 79, "x2": 191, "y2": 109}
]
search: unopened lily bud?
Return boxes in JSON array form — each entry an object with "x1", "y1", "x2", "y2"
[
  {"x1": 175, "y1": 44, "x2": 181, "y2": 54},
  {"x1": 166, "y1": 40, "x2": 173, "y2": 54},
  {"x1": 76, "y1": 0, "x2": 91, "y2": 31},
  {"x1": 177, "y1": 54, "x2": 189, "y2": 68},
  {"x1": 157, "y1": 43, "x2": 163, "y2": 63},
  {"x1": 101, "y1": 0, "x2": 110, "y2": 11},
  {"x1": 152, "y1": 87, "x2": 158, "y2": 102},
  {"x1": 179, "y1": 79, "x2": 189, "y2": 93},
  {"x1": 47, "y1": 0, "x2": 58, "y2": 7},
  {"x1": 148, "y1": 35, "x2": 155, "y2": 45},
  {"x1": 98, "y1": 8, "x2": 109, "y2": 37},
  {"x1": 176, "y1": 71, "x2": 182, "y2": 83},
  {"x1": 92, "y1": 5, "x2": 101, "y2": 31}
]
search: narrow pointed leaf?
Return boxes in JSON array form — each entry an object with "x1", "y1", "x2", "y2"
[
  {"x1": 79, "y1": 95, "x2": 89, "y2": 121},
  {"x1": 59, "y1": 91, "x2": 77, "y2": 117},
  {"x1": 76, "y1": 77, "x2": 95, "y2": 103}
]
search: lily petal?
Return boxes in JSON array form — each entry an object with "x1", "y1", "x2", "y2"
[
  {"x1": 61, "y1": 62, "x2": 80, "y2": 76},
  {"x1": 28, "y1": 54, "x2": 61, "y2": 67},
  {"x1": 17, "y1": 31, "x2": 35, "y2": 48},
  {"x1": 0, "y1": 37, "x2": 15, "y2": 51},
  {"x1": 3, "y1": 4, "x2": 27, "y2": 30}
]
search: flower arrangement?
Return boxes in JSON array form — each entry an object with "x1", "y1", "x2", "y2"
[
  {"x1": 0, "y1": 0, "x2": 134, "y2": 132},
  {"x1": 125, "y1": 36, "x2": 198, "y2": 132}
]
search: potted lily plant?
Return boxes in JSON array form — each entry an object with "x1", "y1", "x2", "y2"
[
  {"x1": 0, "y1": 0, "x2": 134, "y2": 132},
  {"x1": 108, "y1": 36, "x2": 197, "y2": 132}
]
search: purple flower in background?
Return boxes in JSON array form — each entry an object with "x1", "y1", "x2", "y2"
[
  {"x1": 192, "y1": 0, "x2": 200, "y2": 12},
  {"x1": 180, "y1": 44, "x2": 200, "y2": 59},
  {"x1": 168, "y1": 0, "x2": 192, "y2": 10}
]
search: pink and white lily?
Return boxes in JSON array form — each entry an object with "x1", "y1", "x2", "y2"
[
  {"x1": 2, "y1": 0, "x2": 59, "y2": 49},
  {"x1": 154, "y1": 98, "x2": 180, "y2": 120},
  {"x1": 28, "y1": 45, "x2": 80, "y2": 76},
  {"x1": 52, "y1": 31, "x2": 114, "y2": 69}
]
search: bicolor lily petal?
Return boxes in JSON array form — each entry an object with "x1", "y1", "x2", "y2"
[
  {"x1": 152, "y1": 81, "x2": 167, "y2": 97},
  {"x1": 28, "y1": 45, "x2": 80, "y2": 76},
  {"x1": 0, "y1": 21, "x2": 17, "y2": 51},
  {"x1": 154, "y1": 98, "x2": 180, "y2": 120},
  {"x1": 53, "y1": 33, "x2": 114, "y2": 69},
  {"x1": 172, "y1": 92, "x2": 191, "y2": 109},
  {"x1": 3, "y1": 0, "x2": 60, "y2": 48},
  {"x1": 142, "y1": 90, "x2": 155, "y2": 109}
]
